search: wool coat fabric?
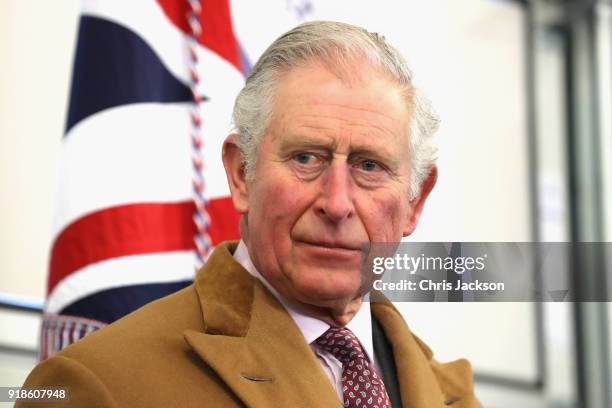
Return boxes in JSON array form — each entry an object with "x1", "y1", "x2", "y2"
[{"x1": 18, "y1": 242, "x2": 482, "y2": 407}]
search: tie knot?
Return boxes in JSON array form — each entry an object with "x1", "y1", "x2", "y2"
[{"x1": 315, "y1": 327, "x2": 366, "y2": 365}]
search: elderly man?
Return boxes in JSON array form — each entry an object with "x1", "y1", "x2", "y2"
[{"x1": 18, "y1": 21, "x2": 481, "y2": 407}]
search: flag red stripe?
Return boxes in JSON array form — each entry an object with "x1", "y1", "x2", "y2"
[
  {"x1": 48, "y1": 198, "x2": 240, "y2": 294},
  {"x1": 156, "y1": 0, "x2": 242, "y2": 72}
]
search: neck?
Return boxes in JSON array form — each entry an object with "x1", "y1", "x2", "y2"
[{"x1": 283, "y1": 293, "x2": 364, "y2": 327}]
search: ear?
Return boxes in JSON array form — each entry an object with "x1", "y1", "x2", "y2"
[
  {"x1": 222, "y1": 134, "x2": 249, "y2": 214},
  {"x1": 402, "y1": 165, "x2": 437, "y2": 237}
]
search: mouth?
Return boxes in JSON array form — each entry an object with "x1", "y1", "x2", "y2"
[{"x1": 295, "y1": 239, "x2": 363, "y2": 253}]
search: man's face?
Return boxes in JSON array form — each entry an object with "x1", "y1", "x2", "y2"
[{"x1": 224, "y1": 61, "x2": 434, "y2": 317}]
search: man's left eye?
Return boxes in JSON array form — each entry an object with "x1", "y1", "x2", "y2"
[{"x1": 359, "y1": 160, "x2": 381, "y2": 172}]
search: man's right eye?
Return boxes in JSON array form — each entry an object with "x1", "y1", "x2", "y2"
[{"x1": 293, "y1": 153, "x2": 317, "y2": 165}]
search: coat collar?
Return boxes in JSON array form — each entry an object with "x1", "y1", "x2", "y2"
[
  {"x1": 183, "y1": 242, "x2": 341, "y2": 407},
  {"x1": 183, "y1": 242, "x2": 451, "y2": 407}
]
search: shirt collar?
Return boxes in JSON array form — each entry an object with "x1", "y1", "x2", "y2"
[{"x1": 233, "y1": 240, "x2": 375, "y2": 364}]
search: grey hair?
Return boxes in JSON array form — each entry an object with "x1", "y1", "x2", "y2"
[{"x1": 231, "y1": 20, "x2": 439, "y2": 200}]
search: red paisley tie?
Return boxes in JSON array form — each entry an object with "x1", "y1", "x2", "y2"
[{"x1": 316, "y1": 327, "x2": 392, "y2": 408}]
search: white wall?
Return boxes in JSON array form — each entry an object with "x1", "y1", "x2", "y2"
[
  {"x1": 0, "y1": 0, "x2": 79, "y2": 392},
  {"x1": 0, "y1": 0, "x2": 80, "y2": 301}
]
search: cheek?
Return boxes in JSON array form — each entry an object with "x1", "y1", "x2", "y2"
[
  {"x1": 270, "y1": 181, "x2": 296, "y2": 204},
  {"x1": 363, "y1": 193, "x2": 410, "y2": 240},
  {"x1": 251, "y1": 174, "x2": 306, "y2": 227},
  {"x1": 269, "y1": 182, "x2": 302, "y2": 218}
]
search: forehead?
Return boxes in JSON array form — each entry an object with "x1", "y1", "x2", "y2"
[{"x1": 268, "y1": 61, "x2": 412, "y2": 151}]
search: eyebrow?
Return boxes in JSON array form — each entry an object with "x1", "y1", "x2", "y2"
[{"x1": 277, "y1": 134, "x2": 335, "y2": 152}]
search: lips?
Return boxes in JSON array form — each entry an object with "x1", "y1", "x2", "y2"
[{"x1": 295, "y1": 239, "x2": 363, "y2": 252}]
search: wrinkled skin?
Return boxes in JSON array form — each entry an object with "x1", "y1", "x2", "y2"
[{"x1": 223, "y1": 60, "x2": 437, "y2": 326}]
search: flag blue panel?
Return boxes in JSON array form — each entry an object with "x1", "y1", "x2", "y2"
[
  {"x1": 59, "y1": 280, "x2": 192, "y2": 323},
  {"x1": 65, "y1": 16, "x2": 192, "y2": 134}
]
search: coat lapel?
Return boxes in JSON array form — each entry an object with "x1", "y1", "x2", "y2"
[
  {"x1": 371, "y1": 292, "x2": 447, "y2": 408},
  {"x1": 183, "y1": 242, "x2": 341, "y2": 407}
]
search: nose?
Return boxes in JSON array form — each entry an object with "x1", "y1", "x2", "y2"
[{"x1": 315, "y1": 163, "x2": 355, "y2": 222}]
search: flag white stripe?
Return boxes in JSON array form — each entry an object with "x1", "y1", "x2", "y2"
[
  {"x1": 54, "y1": 103, "x2": 232, "y2": 236},
  {"x1": 46, "y1": 251, "x2": 196, "y2": 313}
]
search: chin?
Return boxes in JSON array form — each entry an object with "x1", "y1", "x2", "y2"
[{"x1": 292, "y1": 274, "x2": 362, "y2": 304}]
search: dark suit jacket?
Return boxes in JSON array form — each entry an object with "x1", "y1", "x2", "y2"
[{"x1": 18, "y1": 242, "x2": 481, "y2": 407}]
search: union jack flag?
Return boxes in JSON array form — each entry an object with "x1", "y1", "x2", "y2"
[{"x1": 41, "y1": 0, "x2": 261, "y2": 360}]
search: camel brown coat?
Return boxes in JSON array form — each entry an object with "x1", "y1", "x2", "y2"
[{"x1": 18, "y1": 242, "x2": 481, "y2": 407}]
